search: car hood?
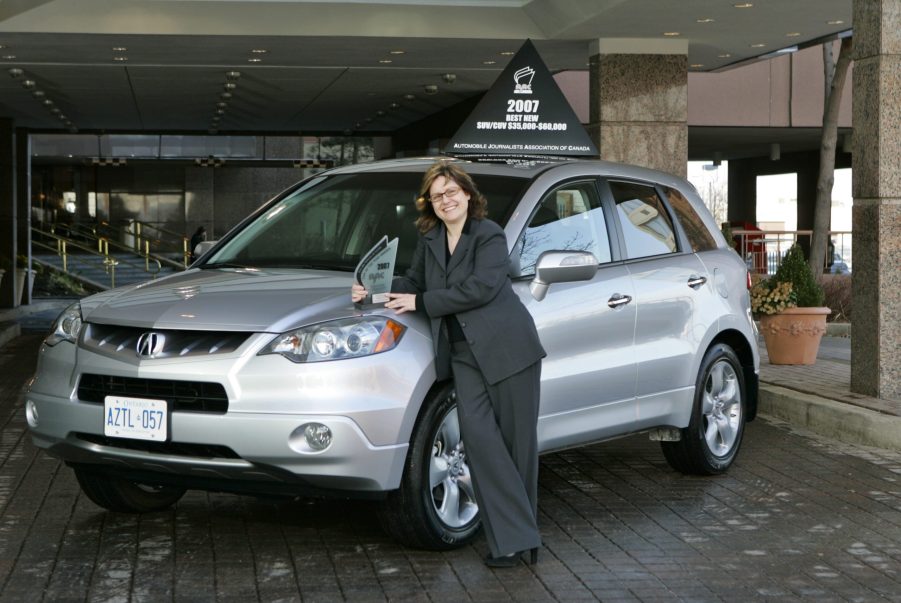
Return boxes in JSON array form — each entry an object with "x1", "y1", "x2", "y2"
[{"x1": 80, "y1": 267, "x2": 361, "y2": 332}]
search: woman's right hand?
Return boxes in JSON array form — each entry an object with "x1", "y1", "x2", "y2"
[{"x1": 351, "y1": 282, "x2": 368, "y2": 303}]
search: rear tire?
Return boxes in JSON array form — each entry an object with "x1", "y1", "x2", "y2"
[
  {"x1": 378, "y1": 382, "x2": 481, "y2": 550},
  {"x1": 73, "y1": 465, "x2": 185, "y2": 513},
  {"x1": 662, "y1": 343, "x2": 746, "y2": 475}
]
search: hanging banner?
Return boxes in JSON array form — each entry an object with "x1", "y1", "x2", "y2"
[{"x1": 446, "y1": 39, "x2": 597, "y2": 159}]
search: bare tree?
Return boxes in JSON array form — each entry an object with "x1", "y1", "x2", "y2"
[{"x1": 810, "y1": 37, "x2": 852, "y2": 274}]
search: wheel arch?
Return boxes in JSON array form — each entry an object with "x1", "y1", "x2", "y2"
[{"x1": 705, "y1": 329, "x2": 759, "y2": 421}]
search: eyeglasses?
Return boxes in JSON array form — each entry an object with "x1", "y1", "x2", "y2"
[{"x1": 428, "y1": 187, "x2": 462, "y2": 205}]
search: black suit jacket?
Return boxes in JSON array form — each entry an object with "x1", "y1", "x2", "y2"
[{"x1": 393, "y1": 218, "x2": 545, "y2": 385}]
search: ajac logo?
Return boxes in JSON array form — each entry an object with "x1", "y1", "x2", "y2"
[{"x1": 513, "y1": 66, "x2": 535, "y2": 94}]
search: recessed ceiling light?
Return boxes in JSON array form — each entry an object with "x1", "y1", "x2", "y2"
[
  {"x1": 389, "y1": 102, "x2": 400, "y2": 109},
  {"x1": 691, "y1": 64, "x2": 705, "y2": 68},
  {"x1": 500, "y1": 51, "x2": 515, "y2": 56},
  {"x1": 0, "y1": 45, "x2": 6, "y2": 50},
  {"x1": 50, "y1": 107, "x2": 61, "y2": 115},
  {"x1": 32, "y1": 90, "x2": 45, "y2": 98},
  {"x1": 113, "y1": 56, "x2": 128, "y2": 61},
  {"x1": 786, "y1": 32, "x2": 801, "y2": 37},
  {"x1": 220, "y1": 92, "x2": 232, "y2": 99},
  {"x1": 2, "y1": 55, "x2": 17, "y2": 60},
  {"x1": 483, "y1": 60, "x2": 496, "y2": 65},
  {"x1": 389, "y1": 50, "x2": 405, "y2": 55},
  {"x1": 696, "y1": 18, "x2": 715, "y2": 23},
  {"x1": 7, "y1": 67, "x2": 22, "y2": 78},
  {"x1": 42, "y1": 99, "x2": 53, "y2": 106},
  {"x1": 215, "y1": 108, "x2": 225, "y2": 115},
  {"x1": 827, "y1": 20, "x2": 844, "y2": 25},
  {"x1": 403, "y1": 93, "x2": 416, "y2": 100},
  {"x1": 216, "y1": 101, "x2": 228, "y2": 108},
  {"x1": 224, "y1": 82, "x2": 237, "y2": 90},
  {"x1": 733, "y1": 2, "x2": 753, "y2": 7},
  {"x1": 112, "y1": 46, "x2": 127, "y2": 51},
  {"x1": 251, "y1": 49, "x2": 268, "y2": 54},
  {"x1": 21, "y1": 79, "x2": 35, "y2": 89},
  {"x1": 247, "y1": 58, "x2": 262, "y2": 63},
  {"x1": 750, "y1": 43, "x2": 766, "y2": 48},
  {"x1": 378, "y1": 59, "x2": 392, "y2": 64},
  {"x1": 718, "y1": 53, "x2": 732, "y2": 58},
  {"x1": 226, "y1": 71, "x2": 241, "y2": 80},
  {"x1": 663, "y1": 32, "x2": 680, "y2": 37},
  {"x1": 376, "y1": 110, "x2": 385, "y2": 116}
]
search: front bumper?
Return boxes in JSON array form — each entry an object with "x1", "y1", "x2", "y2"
[{"x1": 26, "y1": 326, "x2": 436, "y2": 495}]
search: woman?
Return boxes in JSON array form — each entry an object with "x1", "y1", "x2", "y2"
[{"x1": 352, "y1": 160, "x2": 545, "y2": 567}]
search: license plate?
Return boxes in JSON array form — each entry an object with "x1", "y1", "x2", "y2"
[{"x1": 104, "y1": 396, "x2": 168, "y2": 441}]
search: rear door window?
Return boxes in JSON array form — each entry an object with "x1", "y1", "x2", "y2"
[
  {"x1": 664, "y1": 186, "x2": 718, "y2": 252},
  {"x1": 608, "y1": 180, "x2": 678, "y2": 259}
]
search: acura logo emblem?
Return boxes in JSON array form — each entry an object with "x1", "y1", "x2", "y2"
[{"x1": 136, "y1": 332, "x2": 166, "y2": 358}]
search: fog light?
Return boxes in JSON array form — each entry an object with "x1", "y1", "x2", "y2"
[
  {"x1": 25, "y1": 400, "x2": 38, "y2": 428},
  {"x1": 303, "y1": 423, "x2": 332, "y2": 451}
]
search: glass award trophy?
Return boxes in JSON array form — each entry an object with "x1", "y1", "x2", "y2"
[{"x1": 354, "y1": 235, "x2": 399, "y2": 309}]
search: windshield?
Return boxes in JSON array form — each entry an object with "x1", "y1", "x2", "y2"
[{"x1": 204, "y1": 171, "x2": 527, "y2": 273}]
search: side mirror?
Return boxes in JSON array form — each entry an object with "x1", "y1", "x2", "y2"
[
  {"x1": 194, "y1": 240, "x2": 217, "y2": 260},
  {"x1": 530, "y1": 250, "x2": 598, "y2": 301}
]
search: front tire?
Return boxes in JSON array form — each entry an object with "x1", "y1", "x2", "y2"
[
  {"x1": 73, "y1": 465, "x2": 185, "y2": 513},
  {"x1": 378, "y1": 382, "x2": 481, "y2": 550},
  {"x1": 662, "y1": 343, "x2": 746, "y2": 475}
]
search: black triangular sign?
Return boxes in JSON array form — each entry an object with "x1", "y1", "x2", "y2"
[{"x1": 446, "y1": 39, "x2": 597, "y2": 159}]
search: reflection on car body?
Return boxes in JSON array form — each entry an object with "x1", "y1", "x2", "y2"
[{"x1": 26, "y1": 158, "x2": 760, "y2": 550}]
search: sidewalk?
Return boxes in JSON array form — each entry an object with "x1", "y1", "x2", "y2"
[
  {"x1": 2, "y1": 305, "x2": 898, "y2": 452},
  {"x1": 758, "y1": 332, "x2": 901, "y2": 452}
]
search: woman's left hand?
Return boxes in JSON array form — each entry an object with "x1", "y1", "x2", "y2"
[{"x1": 385, "y1": 292, "x2": 416, "y2": 314}]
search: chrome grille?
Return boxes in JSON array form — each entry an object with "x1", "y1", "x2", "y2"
[
  {"x1": 78, "y1": 373, "x2": 229, "y2": 413},
  {"x1": 82, "y1": 323, "x2": 251, "y2": 359}
]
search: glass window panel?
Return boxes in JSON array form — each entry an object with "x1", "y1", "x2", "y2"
[
  {"x1": 610, "y1": 181, "x2": 678, "y2": 259},
  {"x1": 516, "y1": 181, "x2": 611, "y2": 277},
  {"x1": 665, "y1": 187, "x2": 717, "y2": 252}
]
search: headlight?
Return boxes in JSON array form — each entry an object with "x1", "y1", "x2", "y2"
[
  {"x1": 260, "y1": 316, "x2": 406, "y2": 363},
  {"x1": 45, "y1": 302, "x2": 83, "y2": 346}
]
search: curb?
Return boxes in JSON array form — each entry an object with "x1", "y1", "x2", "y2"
[
  {"x1": 0, "y1": 321, "x2": 22, "y2": 350},
  {"x1": 758, "y1": 383, "x2": 901, "y2": 452}
]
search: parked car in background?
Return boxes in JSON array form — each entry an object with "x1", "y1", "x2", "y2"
[{"x1": 26, "y1": 158, "x2": 759, "y2": 550}]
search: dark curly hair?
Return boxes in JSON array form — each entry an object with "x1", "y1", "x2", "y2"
[{"x1": 415, "y1": 160, "x2": 488, "y2": 233}]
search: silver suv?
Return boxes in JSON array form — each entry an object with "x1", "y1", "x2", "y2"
[{"x1": 26, "y1": 158, "x2": 759, "y2": 550}]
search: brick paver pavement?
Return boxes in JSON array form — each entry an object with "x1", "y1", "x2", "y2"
[{"x1": 2, "y1": 333, "x2": 901, "y2": 602}]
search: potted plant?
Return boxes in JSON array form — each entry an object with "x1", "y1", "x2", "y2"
[{"x1": 751, "y1": 244, "x2": 831, "y2": 365}]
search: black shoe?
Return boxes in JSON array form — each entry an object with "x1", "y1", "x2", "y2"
[
  {"x1": 484, "y1": 547, "x2": 539, "y2": 568},
  {"x1": 484, "y1": 552, "x2": 521, "y2": 568}
]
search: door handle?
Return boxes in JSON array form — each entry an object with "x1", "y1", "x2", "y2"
[
  {"x1": 687, "y1": 275, "x2": 707, "y2": 289},
  {"x1": 607, "y1": 294, "x2": 632, "y2": 308}
]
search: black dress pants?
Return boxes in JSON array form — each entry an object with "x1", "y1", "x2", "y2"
[{"x1": 450, "y1": 340, "x2": 542, "y2": 556}]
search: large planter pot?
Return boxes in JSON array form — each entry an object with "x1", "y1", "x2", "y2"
[{"x1": 759, "y1": 307, "x2": 832, "y2": 365}]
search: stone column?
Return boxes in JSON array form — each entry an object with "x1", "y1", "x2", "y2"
[
  {"x1": 851, "y1": 0, "x2": 901, "y2": 399},
  {"x1": 0, "y1": 118, "x2": 16, "y2": 308},
  {"x1": 588, "y1": 39, "x2": 688, "y2": 178}
]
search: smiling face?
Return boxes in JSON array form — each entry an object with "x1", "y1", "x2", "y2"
[{"x1": 428, "y1": 175, "x2": 470, "y2": 228}]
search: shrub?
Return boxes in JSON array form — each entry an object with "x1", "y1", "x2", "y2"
[
  {"x1": 819, "y1": 274, "x2": 851, "y2": 322},
  {"x1": 772, "y1": 244, "x2": 825, "y2": 308}
]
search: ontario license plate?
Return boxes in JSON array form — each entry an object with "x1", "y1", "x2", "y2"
[{"x1": 104, "y1": 396, "x2": 168, "y2": 441}]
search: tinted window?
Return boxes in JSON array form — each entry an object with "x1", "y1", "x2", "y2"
[
  {"x1": 665, "y1": 186, "x2": 718, "y2": 252},
  {"x1": 205, "y1": 172, "x2": 526, "y2": 273},
  {"x1": 609, "y1": 180, "x2": 677, "y2": 259},
  {"x1": 515, "y1": 180, "x2": 611, "y2": 276}
]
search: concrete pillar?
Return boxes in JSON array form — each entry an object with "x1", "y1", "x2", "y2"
[
  {"x1": 15, "y1": 131, "x2": 30, "y2": 305},
  {"x1": 0, "y1": 119, "x2": 16, "y2": 308},
  {"x1": 588, "y1": 39, "x2": 688, "y2": 178},
  {"x1": 851, "y1": 0, "x2": 901, "y2": 399}
]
